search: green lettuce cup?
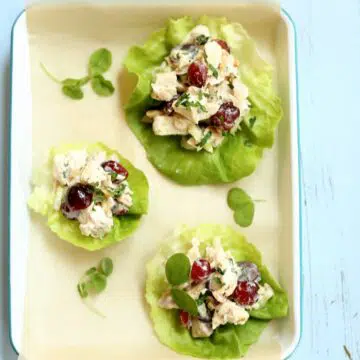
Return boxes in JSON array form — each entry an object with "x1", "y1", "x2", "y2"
[
  {"x1": 124, "y1": 16, "x2": 282, "y2": 185},
  {"x1": 146, "y1": 224, "x2": 288, "y2": 359},
  {"x1": 28, "y1": 142, "x2": 149, "y2": 251}
]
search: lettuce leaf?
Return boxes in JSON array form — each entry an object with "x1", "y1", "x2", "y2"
[
  {"x1": 28, "y1": 142, "x2": 148, "y2": 251},
  {"x1": 146, "y1": 224, "x2": 288, "y2": 358},
  {"x1": 124, "y1": 16, "x2": 282, "y2": 185}
]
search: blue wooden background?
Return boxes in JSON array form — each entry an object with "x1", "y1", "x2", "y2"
[{"x1": 0, "y1": 1, "x2": 359, "y2": 359}]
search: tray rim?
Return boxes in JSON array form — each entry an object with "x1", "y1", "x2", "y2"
[{"x1": 7, "y1": 7, "x2": 302, "y2": 358}]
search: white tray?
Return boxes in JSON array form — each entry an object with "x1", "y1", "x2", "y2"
[{"x1": 9, "y1": 5, "x2": 301, "y2": 358}]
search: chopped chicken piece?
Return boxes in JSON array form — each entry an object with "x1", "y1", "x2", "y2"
[{"x1": 151, "y1": 71, "x2": 179, "y2": 101}]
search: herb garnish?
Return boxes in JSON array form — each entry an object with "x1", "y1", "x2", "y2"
[
  {"x1": 227, "y1": 188, "x2": 255, "y2": 227},
  {"x1": 198, "y1": 132, "x2": 212, "y2": 147},
  {"x1": 111, "y1": 184, "x2": 126, "y2": 198},
  {"x1": 93, "y1": 188, "x2": 106, "y2": 204},
  {"x1": 195, "y1": 35, "x2": 210, "y2": 45},
  {"x1": 175, "y1": 93, "x2": 207, "y2": 113},
  {"x1": 228, "y1": 81, "x2": 234, "y2": 90},
  {"x1": 209, "y1": 64, "x2": 219, "y2": 78},
  {"x1": 41, "y1": 48, "x2": 114, "y2": 100},
  {"x1": 165, "y1": 253, "x2": 190, "y2": 286},
  {"x1": 77, "y1": 257, "x2": 114, "y2": 317},
  {"x1": 77, "y1": 257, "x2": 114, "y2": 299}
]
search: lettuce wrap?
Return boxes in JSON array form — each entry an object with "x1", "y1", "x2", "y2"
[
  {"x1": 124, "y1": 16, "x2": 282, "y2": 185},
  {"x1": 28, "y1": 142, "x2": 149, "y2": 251},
  {"x1": 146, "y1": 224, "x2": 288, "y2": 358}
]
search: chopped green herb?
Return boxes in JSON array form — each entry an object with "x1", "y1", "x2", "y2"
[
  {"x1": 111, "y1": 184, "x2": 126, "y2": 198},
  {"x1": 196, "y1": 290, "x2": 211, "y2": 305},
  {"x1": 197, "y1": 131, "x2": 212, "y2": 147},
  {"x1": 216, "y1": 268, "x2": 225, "y2": 275},
  {"x1": 93, "y1": 188, "x2": 106, "y2": 204},
  {"x1": 175, "y1": 92, "x2": 190, "y2": 107},
  {"x1": 228, "y1": 81, "x2": 234, "y2": 90},
  {"x1": 209, "y1": 64, "x2": 219, "y2": 78},
  {"x1": 249, "y1": 117, "x2": 257, "y2": 128},
  {"x1": 214, "y1": 277, "x2": 223, "y2": 286},
  {"x1": 195, "y1": 35, "x2": 209, "y2": 45},
  {"x1": 198, "y1": 91, "x2": 203, "y2": 101}
]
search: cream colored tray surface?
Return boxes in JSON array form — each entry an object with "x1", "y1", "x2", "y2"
[{"x1": 9, "y1": 3, "x2": 300, "y2": 359}]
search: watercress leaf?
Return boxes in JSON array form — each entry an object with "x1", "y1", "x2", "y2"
[
  {"x1": 85, "y1": 267, "x2": 97, "y2": 276},
  {"x1": 165, "y1": 253, "x2": 190, "y2": 286},
  {"x1": 77, "y1": 283, "x2": 88, "y2": 298},
  {"x1": 62, "y1": 84, "x2": 84, "y2": 100},
  {"x1": 171, "y1": 288, "x2": 198, "y2": 316},
  {"x1": 91, "y1": 75, "x2": 115, "y2": 97},
  {"x1": 99, "y1": 257, "x2": 113, "y2": 277},
  {"x1": 88, "y1": 271, "x2": 107, "y2": 293},
  {"x1": 227, "y1": 188, "x2": 255, "y2": 227},
  {"x1": 89, "y1": 48, "x2": 112, "y2": 75}
]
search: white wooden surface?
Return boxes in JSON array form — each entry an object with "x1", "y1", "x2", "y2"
[{"x1": 0, "y1": 1, "x2": 359, "y2": 359}]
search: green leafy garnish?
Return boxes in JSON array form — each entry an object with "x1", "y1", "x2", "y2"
[
  {"x1": 165, "y1": 253, "x2": 190, "y2": 286},
  {"x1": 93, "y1": 188, "x2": 106, "y2": 203},
  {"x1": 62, "y1": 84, "x2": 84, "y2": 100},
  {"x1": 171, "y1": 288, "x2": 198, "y2": 316},
  {"x1": 209, "y1": 64, "x2": 219, "y2": 78},
  {"x1": 99, "y1": 257, "x2": 113, "y2": 277},
  {"x1": 77, "y1": 257, "x2": 114, "y2": 299},
  {"x1": 196, "y1": 290, "x2": 211, "y2": 305},
  {"x1": 228, "y1": 81, "x2": 234, "y2": 90},
  {"x1": 91, "y1": 74, "x2": 115, "y2": 97},
  {"x1": 195, "y1": 35, "x2": 209, "y2": 45},
  {"x1": 40, "y1": 48, "x2": 114, "y2": 100},
  {"x1": 197, "y1": 131, "x2": 212, "y2": 147},
  {"x1": 88, "y1": 48, "x2": 112, "y2": 76},
  {"x1": 111, "y1": 184, "x2": 126, "y2": 198},
  {"x1": 227, "y1": 188, "x2": 255, "y2": 227}
]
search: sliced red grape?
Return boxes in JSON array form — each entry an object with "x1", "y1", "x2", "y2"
[
  {"x1": 67, "y1": 183, "x2": 93, "y2": 211},
  {"x1": 238, "y1": 261, "x2": 261, "y2": 283},
  {"x1": 60, "y1": 202, "x2": 80, "y2": 220},
  {"x1": 210, "y1": 102, "x2": 240, "y2": 131},
  {"x1": 179, "y1": 310, "x2": 191, "y2": 328},
  {"x1": 215, "y1": 39, "x2": 231, "y2": 53},
  {"x1": 191, "y1": 259, "x2": 212, "y2": 282},
  {"x1": 101, "y1": 160, "x2": 128, "y2": 180},
  {"x1": 232, "y1": 281, "x2": 259, "y2": 306},
  {"x1": 188, "y1": 62, "x2": 208, "y2": 88}
]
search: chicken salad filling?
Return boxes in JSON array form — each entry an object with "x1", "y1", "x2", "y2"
[
  {"x1": 159, "y1": 237, "x2": 274, "y2": 338},
  {"x1": 145, "y1": 25, "x2": 250, "y2": 153},
  {"x1": 52, "y1": 150, "x2": 133, "y2": 239}
]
